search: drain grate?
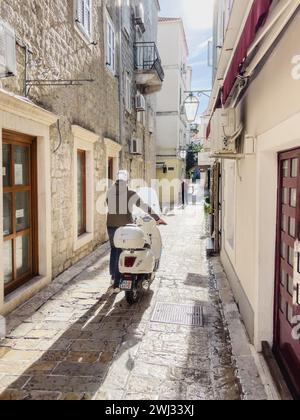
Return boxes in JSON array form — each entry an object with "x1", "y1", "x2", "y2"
[{"x1": 151, "y1": 302, "x2": 204, "y2": 327}]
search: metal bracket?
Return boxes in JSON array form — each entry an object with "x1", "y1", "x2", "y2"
[
  {"x1": 17, "y1": 39, "x2": 94, "y2": 97},
  {"x1": 25, "y1": 79, "x2": 94, "y2": 97},
  {"x1": 184, "y1": 90, "x2": 212, "y2": 98}
]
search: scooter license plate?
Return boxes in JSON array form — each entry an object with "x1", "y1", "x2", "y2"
[{"x1": 120, "y1": 280, "x2": 133, "y2": 290}]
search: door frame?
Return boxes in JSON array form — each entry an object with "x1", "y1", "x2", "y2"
[
  {"x1": 274, "y1": 146, "x2": 300, "y2": 399},
  {"x1": 2, "y1": 130, "x2": 39, "y2": 296}
]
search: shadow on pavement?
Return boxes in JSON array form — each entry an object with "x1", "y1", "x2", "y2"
[{"x1": 0, "y1": 257, "x2": 155, "y2": 400}]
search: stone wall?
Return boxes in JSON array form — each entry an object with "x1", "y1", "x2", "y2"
[
  {"x1": 120, "y1": 0, "x2": 159, "y2": 185},
  {"x1": 0, "y1": 0, "x2": 120, "y2": 278}
]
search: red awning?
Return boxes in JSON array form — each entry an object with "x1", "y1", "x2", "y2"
[{"x1": 222, "y1": 0, "x2": 273, "y2": 104}]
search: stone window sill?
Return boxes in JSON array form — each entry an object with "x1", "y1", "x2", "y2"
[{"x1": 74, "y1": 232, "x2": 94, "y2": 252}]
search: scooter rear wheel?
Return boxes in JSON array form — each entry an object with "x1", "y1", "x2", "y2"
[{"x1": 126, "y1": 289, "x2": 141, "y2": 305}]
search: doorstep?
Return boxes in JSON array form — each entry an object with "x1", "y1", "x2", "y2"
[
  {"x1": 2, "y1": 276, "x2": 51, "y2": 317},
  {"x1": 262, "y1": 341, "x2": 293, "y2": 400}
]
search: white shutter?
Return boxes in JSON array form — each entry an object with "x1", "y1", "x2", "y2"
[
  {"x1": 76, "y1": 0, "x2": 84, "y2": 23},
  {"x1": 84, "y1": 0, "x2": 91, "y2": 35},
  {"x1": 106, "y1": 15, "x2": 116, "y2": 73},
  {"x1": 111, "y1": 29, "x2": 115, "y2": 71},
  {"x1": 0, "y1": 24, "x2": 5, "y2": 67},
  {"x1": 0, "y1": 21, "x2": 16, "y2": 76},
  {"x1": 106, "y1": 21, "x2": 111, "y2": 66},
  {"x1": 125, "y1": 75, "x2": 132, "y2": 112},
  {"x1": 76, "y1": 0, "x2": 91, "y2": 38},
  {"x1": 123, "y1": 0, "x2": 131, "y2": 35}
]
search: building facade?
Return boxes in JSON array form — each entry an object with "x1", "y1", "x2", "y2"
[
  {"x1": 119, "y1": 0, "x2": 162, "y2": 185},
  {"x1": 156, "y1": 17, "x2": 191, "y2": 207},
  {"x1": 0, "y1": 0, "x2": 163, "y2": 315},
  {"x1": 208, "y1": 0, "x2": 300, "y2": 398}
]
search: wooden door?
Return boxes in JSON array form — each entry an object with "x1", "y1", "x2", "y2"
[
  {"x1": 275, "y1": 149, "x2": 300, "y2": 399},
  {"x1": 2, "y1": 130, "x2": 38, "y2": 295}
]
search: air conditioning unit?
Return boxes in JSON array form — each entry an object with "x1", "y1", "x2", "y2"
[
  {"x1": 135, "y1": 4, "x2": 146, "y2": 33},
  {"x1": 221, "y1": 108, "x2": 237, "y2": 137},
  {"x1": 210, "y1": 107, "x2": 243, "y2": 156},
  {"x1": 135, "y1": 93, "x2": 146, "y2": 112},
  {"x1": 0, "y1": 21, "x2": 17, "y2": 77},
  {"x1": 130, "y1": 138, "x2": 143, "y2": 155}
]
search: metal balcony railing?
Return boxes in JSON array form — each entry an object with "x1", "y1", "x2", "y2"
[{"x1": 134, "y1": 42, "x2": 165, "y2": 82}]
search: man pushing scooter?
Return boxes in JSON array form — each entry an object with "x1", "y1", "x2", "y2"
[{"x1": 107, "y1": 170, "x2": 167, "y2": 295}]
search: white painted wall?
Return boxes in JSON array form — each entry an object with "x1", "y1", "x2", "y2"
[
  {"x1": 156, "y1": 70, "x2": 179, "y2": 113},
  {"x1": 156, "y1": 19, "x2": 190, "y2": 159},
  {"x1": 156, "y1": 115, "x2": 179, "y2": 152},
  {"x1": 218, "y1": 14, "x2": 300, "y2": 349}
]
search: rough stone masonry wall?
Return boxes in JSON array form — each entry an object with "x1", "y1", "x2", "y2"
[
  {"x1": 121, "y1": 0, "x2": 158, "y2": 185},
  {"x1": 0, "y1": 0, "x2": 120, "y2": 278}
]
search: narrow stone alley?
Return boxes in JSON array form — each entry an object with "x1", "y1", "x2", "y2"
[{"x1": 0, "y1": 201, "x2": 267, "y2": 400}]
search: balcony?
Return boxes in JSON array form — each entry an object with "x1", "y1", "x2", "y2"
[{"x1": 134, "y1": 42, "x2": 164, "y2": 94}]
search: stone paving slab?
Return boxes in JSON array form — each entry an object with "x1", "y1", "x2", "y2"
[{"x1": 0, "y1": 205, "x2": 267, "y2": 400}]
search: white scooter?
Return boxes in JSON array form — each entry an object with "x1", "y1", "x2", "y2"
[{"x1": 113, "y1": 188, "x2": 163, "y2": 305}]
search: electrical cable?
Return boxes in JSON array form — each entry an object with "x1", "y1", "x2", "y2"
[{"x1": 53, "y1": 119, "x2": 63, "y2": 154}]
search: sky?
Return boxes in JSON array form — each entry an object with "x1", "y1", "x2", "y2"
[{"x1": 159, "y1": 0, "x2": 214, "y2": 115}]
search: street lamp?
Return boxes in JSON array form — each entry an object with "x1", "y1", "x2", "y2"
[
  {"x1": 183, "y1": 90, "x2": 212, "y2": 123},
  {"x1": 184, "y1": 93, "x2": 200, "y2": 123}
]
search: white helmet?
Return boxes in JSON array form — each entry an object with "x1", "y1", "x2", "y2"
[{"x1": 117, "y1": 170, "x2": 129, "y2": 183}]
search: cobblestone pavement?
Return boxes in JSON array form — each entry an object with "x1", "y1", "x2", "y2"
[{"x1": 0, "y1": 203, "x2": 266, "y2": 400}]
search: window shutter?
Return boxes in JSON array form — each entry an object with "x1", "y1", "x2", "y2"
[
  {"x1": 111, "y1": 29, "x2": 115, "y2": 71},
  {"x1": 106, "y1": 16, "x2": 116, "y2": 72},
  {"x1": 123, "y1": 0, "x2": 131, "y2": 35},
  {"x1": 84, "y1": 0, "x2": 91, "y2": 35},
  {"x1": 76, "y1": 0, "x2": 84, "y2": 23}
]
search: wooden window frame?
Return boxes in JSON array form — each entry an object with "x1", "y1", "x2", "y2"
[
  {"x1": 2, "y1": 130, "x2": 38, "y2": 296},
  {"x1": 77, "y1": 149, "x2": 87, "y2": 238}
]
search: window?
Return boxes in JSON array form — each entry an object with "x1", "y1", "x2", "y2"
[
  {"x1": 72, "y1": 126, "x2": 97, "y2": 251},
  {"x1": 224, "y1": 160, "x2": 236, "y2": 256},
  {"x1": 125, "y1": 73, "x2": 132, "y2": 113},
  {"x1": 77, "y1": 150, "x2": 86, "y2": 237},
  {"x1": 2, "y1": 131, "x2": 38, "y2": 295},
  {"x1": 137, "y1": 110, "x2": 145, "y2": 126},
  {"x1": 75, "y1": 0, "x2": 92, "y2": 39},
  {"x1": 108, "y1": 157, "x2": 114, "y2": 182},
  {"x1": 106, "y1": 13, "x2": 116, "y2": 73},
  {"x1": 122, "y1": 0, "x2": 131, "y2": 36}
]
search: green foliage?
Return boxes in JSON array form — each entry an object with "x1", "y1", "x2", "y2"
[
  {"x1": 186, "y1": 142, "x2": 204, "y2": 176},
  {"x1": 204, "y1": 195, "x2": 212, "y2": 215}
]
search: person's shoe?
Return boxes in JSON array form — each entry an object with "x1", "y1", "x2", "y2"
[
  {"x1": 108, "y1": 286, "x2": 115, "y2": 296},
  {"x1": 108, "y1": 286, "x2": 121, "y2": 297}
]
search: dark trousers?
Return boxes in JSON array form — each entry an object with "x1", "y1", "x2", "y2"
[{"x1": 108, "y1": 227, "x2": 122, "y2": 288}]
